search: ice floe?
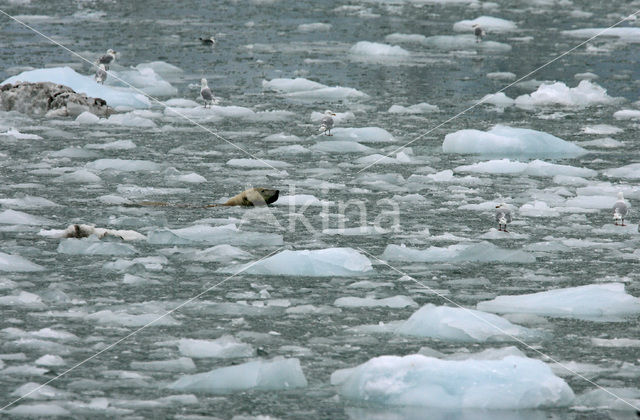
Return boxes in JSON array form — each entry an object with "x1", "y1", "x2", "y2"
[
  {"x1": 388, "y1": 102, "x2": 438, "y2": 114},
  {"x1": 263, "y1": 77, "x2": 368, "y2": 102},
  {"x1": 603, "y1": 163, "x2": 640, "y2": 179},
  {"x1": 329, "y1": 127, "x2": 395, "y2": 143},
  {"x1": 178, "y1": 336, "x2": 253, "y2": 358},
  {"x1": 443, "y1": 125, "x2": 586, "y2": 157},
  {"x1": 331, "y1": 353, "x2": 574, "y2": 408},
  {"x1": 477, "y1": 283, "x2": 640, "y2": 321},
  {"x1": 0, "y1": 252, "x2": 44, "y2": 272},
  {"x1": 382, "y1": 242, "x2": 535, "y2": 263},
  {"x1": 2, "y1": 67, "x2": 151, "y2": 109},
  {"x1": 396, "y1": 304, "x2": 540, "y2": 342},
  {"x1": 334, "y1": 296, "x2": 417, "y2": 308},
  {"x1": 57, "y1": 237, "x2": 137, "y2": 256},
  {"x1": 349, "y1": 41, "x2": 411, "y2": 60},
  {"x1": 147, "y1": 224, "x2": 283, "y2": 247},
  {"x1": 221, "y1": 248, "x2": 373, "y2": 276},
  {"x1": 562, "y1": 27, "x2": 640, "y2": 43},
  {"x1": 169, "y1": 357, "x2": 307, "y2": 393},
  {"x1": 455, "y1": 159, "x2": 596, "y2": 178},
  {"x1": 453, "y1": 16, "x2": 517, "y2": 33},
  {"x1": 514, "y1": 81, "x2": 620, "y2": 108}
]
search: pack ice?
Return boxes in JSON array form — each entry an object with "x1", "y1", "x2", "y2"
[
  {"x1": 2, "y1": 67, "x2": 151, "y2": 109},
  {"x1": 168, "y1": 357, "x2": 307, "y2": 394},
  {"x1": 396, "y1": 304, "x2": 540, "y2": 342},
  {"x1": 262, "y1": 77, "x2": 368, "y2": 102},
  {"x1": 477, "y1": 283, "x2": 640, "y2": 320},
  {"x1": 331, "y1": 353, "x2": 574, "y2": 408},
  {"x1": 221, "y1": 248, "x2": 373, "y2": 276},
  {"x1": 443, "y1": 125, "x2": 587, "y2": 157}
]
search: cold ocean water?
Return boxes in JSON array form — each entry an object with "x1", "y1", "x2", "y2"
[{"x1": 0, "y1": 0, "x2": 640, "y2": 418}]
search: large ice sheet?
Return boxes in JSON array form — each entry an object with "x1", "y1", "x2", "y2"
[
  {"x1": 455, "y1": 159, "x2": 596, "y2": 178},
  {"x1": 331, "y1": 353, "x2": 574, "y2": 408},
  {"x1": 477, "y1": 283, "x2": 640, "y2": 320},
  {"x1": 168, "y1": 357, "x2": 307, "y2": 394},
  {"x1": 221, "y1": 248, "x2": 373, "y2": 276},
  {"x1": 442, "y1": 125, "x2": 586, "y2": 157},
  {"x1": 2, "y1": 67, "x2": 151, "y2": 109},
  {"x1": 382, "y1": 242, "x2": 535, "y2": 263},
  {"x1": 396, "y1": 304, "x2": 540, "y2": 342}
]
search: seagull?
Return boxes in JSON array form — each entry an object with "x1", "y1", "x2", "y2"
[
  {"x1": 199, "y1": 36, "x2": 216, "y2": 46},
  {"x1": 94, "y1": 64, "x2": 107, "y2": 84},
  {"x1": 472, "y1": 24, "x2": 485, "y2": 43},
  {"x1": 613, "y1": 192, "x2": 629, "y2": 226},
  {"x1": 200, "y1": 78, "x2": 215, "y2": 108},
  {"x1": 319, "y1": 110, "x2": 337, "y2": 136},
  {"x1": 495, "y1": 203, "x2": 512, "y2": 232},
  {"x1": 97, "y1": 49, "x2": 117, "y2": 69}
]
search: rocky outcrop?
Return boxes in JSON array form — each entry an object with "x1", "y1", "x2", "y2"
[{"x1": 0, "y1": 81, "x2": 109, "y2": 117}]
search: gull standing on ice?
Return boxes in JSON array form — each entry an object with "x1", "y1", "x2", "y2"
[
  {"x1": 200, "y1": 78, "x2": 215, "y2": 108},
  {"x1": 199, "y1": 36, "x2": 216, "y2": 46},
  {"x1": 319, "y1": 110, "x2": 336, "y2": 136},
  {"x1": 495, "y1": 203, "x2": 512, "y2": 232},
  {"x1": 95, "y1": 64, "x2": 107, "y2": 84},
  {"x1": 472, "y1": 24, "x2": 485, "y2": 43},
  {"x1": 97, "y1": 49, "x2": 117, "y2": 69},
  {"x1": 613, "y1": 192, "x2": 629, "y2": 226}
]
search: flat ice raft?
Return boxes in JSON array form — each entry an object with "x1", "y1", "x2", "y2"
[
  {"x1": 168, "y1": 357, "x2": 307, "y2": 394},
  {"x1": 382, "y1": 242, "x2": 535, "y2": 264},
  {"x1": 443, "y1": 125, "x2": 586, "y2": 158},
  {"x1": 331, "y1": 354, "x2": 574, "y2": 408},
  {"x1": 2, "y1": 67, "x2": 151, "y2": 109},
  {"x1": 221, "y1": 247, "x2": 373, "y2": 276},
  {"x1": 478, "y1": 283, "x2": 640, "y2": 321}
]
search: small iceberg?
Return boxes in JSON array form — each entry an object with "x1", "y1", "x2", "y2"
[
  {"x1": 477, "y1": 283, "x2": 640, "y2": 321},
  {"x1": 442, "y1": 125, "x2": 587, "y2": 158},
  {"x1": 168, "y1": 357, "x2": 307, "y2": 394},
  {"x1": 2, "y1": 67, "x2": 151, "y2": 109},
  {"x1": 221, "y1": 248, "x2": 373, "y2": 277}
]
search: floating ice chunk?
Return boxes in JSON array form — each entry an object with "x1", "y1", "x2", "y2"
[
  {"x1": 86, "y1": 158, "x2": 161, "y2": 172},
  {"x1": 0, "y1": 128, "x2": 42, "y2": 139},
  {"x1": 330, "y1": 127, "x2": 395, "y2": 143},
  {"x1": 8, "y1": 403, "x2": 70, "y2": 417},
  {"x1": 477, "y1": 283, "x2": 640, "y2": 320},
  {"x1": 603, "y1": 163, "x2": 640, "y2": 179},
  {"x1": 226, "y1": 158, "x2": 290, "y2": 168},
  {"x1": 591, "y1": 337, "x2": 640, "y2": 347},
  {"x1": 57, "y1": 236, "x2": 137, "y2": 256},
  {"x1": 422, "y1": 35, "x2": 511, "y2": 52},
  {"x1": 453, "y1": 16, "x2": 517, "y2": 33},
  {"x1": 334, "y1": 296, "x2": 417, "y2": 308},
  {"x1": 322, "y1": 226, "x2": 388, "y2": 236},
  {"x1": 331, "y1": 353, "x2": 574, "y2": 408},
  {"x1": 311, "y1": 141, "x2": 374, "y2": 153},
  {"x1": 148, "y1": 224, "x2": 282, "y2": 247},
  {"x1": 486, "y1": 72, "x2": 516, "y2": 80},
  {"x1": 388, "y1": 102, "x2": 438, "y2": 114},
  {"x1": 131, "y1": 357, "x2": 196, "y2": 372},
  {"x1": 262, "y1": 78, "x2": 326, "y2": 93},
  {"x1": 443, "y1": 125, "x2": 586, "y2": 157},
  {"x1": 0, "y1": 195, "x2": 58, "y2": 209},
  {"x1": 575, "y1": 388, "x2": 640, "y2": 411},
  {"x1": 164, "y1": 98, "x2": 200, "y2": 108},
  {"x1": 268, "y1": 145, "x2": 310, "y2": 155},
  {"x1": 0, "y1": 253, "x2": 44, "y2": 272},
  {"x1": 0, "y1": 209, "x2": 53, "y2": 225},
  {"x1": 297, "y1": 22, "x2": 331, "y2": 32},
  {"x1": 101, "y1": 113, "x2": 157, "y2": 128},
  {"x1": 11, "y1": 382, "x2": 69, "y2": 400},
  {"x1": 55, "y1": 169, "x2": 102, "y2": 184},
  {"x1": 263, "y1": 133, "x2": 302, "y2": 142},
  {"x1": 613, "y1": 109, "x2": 640, "y2": 120},
  {"x1": 107, "y1": 66, "x2": 177, "y2": 96},
  {"x1": 187, "y1": 245, "x2": 252, "y2": 263},
  {"x1": 563, "y1": 195, "x2": 624, "y2": 209},
  {"x1": 581, "y1": 137, "x2": 623, "y2": 148},
  {"x1": 514, "y1": 81, "x2": 620, "y2": 108},
  {"x1": 168, "y1": 357, "x2": 307, "y2": 394},
  {"x1": 479, "y1": 92, "x2": 514, "y2": 107},
  {"x1": 35, "y1": 355, "x2": 65, "y2": 366},
  {"x1": 396, "y1": 304, "x2": 539, "y2": 342},
  {"x1": 519, "y1": 201, "x2": 561, "y2": 218},
  {"x1": 222, "y1": 248, "x2": 373, "y2": 277},
  {"x1": 582, "y1": 124, "x2": 622, "y2": 135},
  {"x1": 0, "y1": 291, "x2": 44, "y2": 307},
  {"x1": 179, "y1": 336, "x2": 254, "y2": 358},
  {"x1": 274, "y1": 194, "x2": 331, "y2": 206},
  {"x1": 382, "y1": 242, "x2": 535, "y2": 263},
  {"x1": 350, "y1": 41, "x2": 410, "y2": 58},
  {"x1": 135, "y1": 61, "x2": 183, "y2": 79},
  {"x1": 2, "y1": 67, "x2": 151, "y2": 108},
  {"x1": 562, "y1": 27, "x2": 640, "y2": 43},
  {"x1": 285, "y1": 87, "x2": 368, "y2": 102},
  {"x1": 86, "y1": 139, "x2": 136, "y2": 150},
  {"x1": 88, "y1": 309, "x2": 180, "y2": 327},
  {"x1": 455, "y1": 159, "x2": 596, "y2": 178}
]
